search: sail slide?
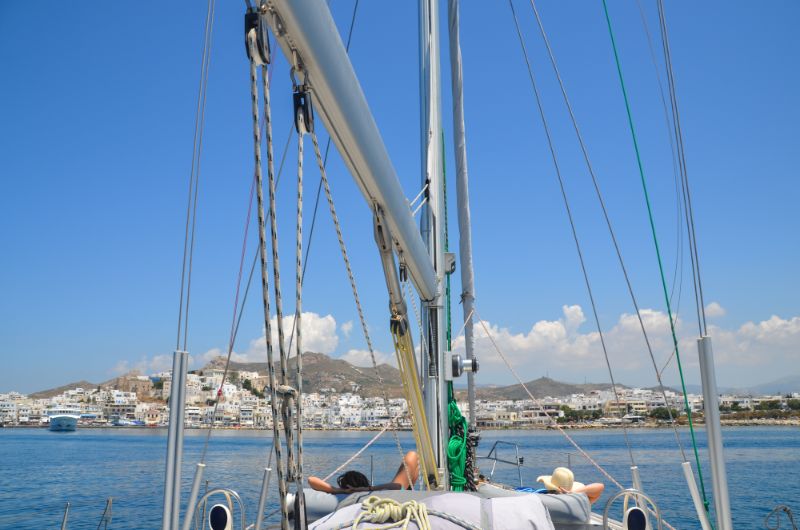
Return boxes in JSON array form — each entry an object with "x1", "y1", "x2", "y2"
[{"x1": 265, "y1": 0, "x2": 437, "y2": 302}]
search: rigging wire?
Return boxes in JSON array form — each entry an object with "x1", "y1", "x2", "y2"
[
  {"x1": 631, "y1": 0, "x2": 686, "y2": 311},
  {"x1": 297, "y1": 0, "x2": 360, "y2": 288},
  {"x1": 199, "y1": 107, "x2": 294, "y2": 464},
  {"x1": 474, "y1": 308, "x2": 625, "y2": 490},
  {"x1": 521, "y1": 0, "x2": 688, "y2": 458},
  {"x1": 473, "y1": 308, "x2": 679, "y2": 530},
  {"x1": 310, "y1": 129, "x2": 414, "y2": 489},
  {"x1": 600, "y1": 0, "x2": 712, "y2": 515},
  {"x1": 175, "y1": 0, "x2": 217, "y2": 352},
  {"x1": 293, "y1": 96, "x2": 307, "y2": 496},
  {"x1": 250, "y1": 41, "x2": 292, "y2": 527},
  {"x1": 656, "y1": 0, "x2": 708, "y2": 338},
  {"x1": 507, "y1": 0, "x2": 636, "y2": 468},
  {"x1": 200, "y1": 0, "x2": 361, "y2": 468}
]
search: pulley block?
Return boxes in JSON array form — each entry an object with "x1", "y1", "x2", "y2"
[
  {"x1": 244, "y1": 8, "x2": 270, "y2": 65},
  {"x1": 293, "y1": 86, "x2": 314, "y2": 135}
]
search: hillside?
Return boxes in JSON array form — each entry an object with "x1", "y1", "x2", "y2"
[
  {"x1": 203, "y1": 352, "x2": 405, "y2": 398},
  {"x1": 33, "y1": 353, "x2": 793, "y2": 401},
  {"x1": 456, "y1": 377, "x2": 619, "y2": 401},
  {"x1": 29, "y1": 380, "x2": 98, "y2": 399}
]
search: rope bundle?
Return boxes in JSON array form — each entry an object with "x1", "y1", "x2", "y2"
[{"x1": 352, "y1": 496, "x2": 431, "y2": 530}]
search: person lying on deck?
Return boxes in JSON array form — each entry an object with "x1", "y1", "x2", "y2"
[
  {"x1": 308, "y1": 451, "x2": 420, "y2": 495},
  {"x1": 537, "y1": 467, "x2": 605, "y2": 504}
]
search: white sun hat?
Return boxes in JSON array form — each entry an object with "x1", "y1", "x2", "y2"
[{"x1": 536, "y1": 467, "x2": 585, "y2": 492}]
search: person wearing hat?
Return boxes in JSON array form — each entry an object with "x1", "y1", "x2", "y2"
[{"x1": 537, "y1": 467, "x2": 605, "y2": 504}]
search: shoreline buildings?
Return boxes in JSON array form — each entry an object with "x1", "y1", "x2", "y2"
[{"x1": 2, "y1": 368, "x2": 798, "y2": 430}]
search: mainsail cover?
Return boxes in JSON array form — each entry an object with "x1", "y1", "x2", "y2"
[{"x1": 308, "y1": 491, "x2": 555, "y2": 529}]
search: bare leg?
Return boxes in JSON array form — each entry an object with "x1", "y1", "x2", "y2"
[
  {"x1": 391, "y1": 451, "x2": 419, "y2": 489},
  {"x1": 308, "y1": 476, "x2": 336, "y2": 493}
]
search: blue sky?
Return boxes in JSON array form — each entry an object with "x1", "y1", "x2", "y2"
[{"x1": 1, "y1": 1, "x2": 798, "y2": 394}]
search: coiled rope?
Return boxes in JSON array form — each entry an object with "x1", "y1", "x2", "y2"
[
  {"x1": 352, "y1": 496, "x2": 431, "y2": 530},
  {"x1": 324, "y1": 496, "x2": 481, "y2": 530}
]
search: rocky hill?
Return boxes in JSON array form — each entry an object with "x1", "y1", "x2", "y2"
[
  {"x1": 455, "y1": 377, "x2": 618, "y2": 401},
  {"x1": 202, "y1": 352, "x2": 406, "y2": 398},
  {"x1": 29, "y1": 380, "x2": 98, "y2": 399},
  {"x1": 30, "y1": 353, "x2": 721, "y2": 401}
]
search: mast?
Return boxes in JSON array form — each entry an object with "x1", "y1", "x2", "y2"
[
  {"x1": 697, "y1": 337, "x2": 732, "y2": 530},
  {"x1": 446, "y1": 0, "x2": 477, "y2": 424},
  {"x1": 419, "y1": 0, "x2": 448, "y2": 485}
]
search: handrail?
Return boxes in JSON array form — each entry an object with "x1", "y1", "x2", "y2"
[
  {"x1": 479, "y1": 441, "x2": 525, "y2": 487},
  {"x1": 191, "y1": 489, "x2": 247, "y2": 530},
  {"x1": 602, "y1": 488, "x2": 662, "y2": 530}
]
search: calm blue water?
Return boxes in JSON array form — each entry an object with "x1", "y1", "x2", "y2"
[{"x1": 0, "y1": 426, "x2": 797, "y2": 529}]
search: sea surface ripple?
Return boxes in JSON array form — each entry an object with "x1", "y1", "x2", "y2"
[{"x1": 0, "y1": 426, "x2": 797, "y2": 529}]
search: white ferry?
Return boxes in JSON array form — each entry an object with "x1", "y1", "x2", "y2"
[{"x1": 47, "y1": 405, "x2": 81, "y2": 432}]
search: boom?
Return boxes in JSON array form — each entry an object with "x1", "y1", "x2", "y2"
[{"x1": 265, "y1": 0, "x2": 437, "y2": 301}]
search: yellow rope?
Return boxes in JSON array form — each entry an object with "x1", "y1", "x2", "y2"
[
  {"x1": 352, "y1": 496, "x2": 431, "y2": 530},
  {"x1": 391, "y1": 325, "x2": 437, "y2": 490}
]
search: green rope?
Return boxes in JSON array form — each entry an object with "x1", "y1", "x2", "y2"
[
  {"x1": 600, "y1": 0, "x2": 713, "y2": 519},
  {"x1": 440, "y1": 132, "x2": 468, "y2": 491},
  {"x1": 447, "y1": 382, "x2": 468, "y2": 491}
]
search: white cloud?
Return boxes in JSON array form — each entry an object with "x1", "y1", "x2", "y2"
[
  {"x1": 110, "y1": 312, "x2": 340, "y2": 376},
  {"x1": 340, "y1": 348, "x2": 396, "y2": 368},
  {"x1": 239, "y1": 312, "x2": 339, "y2": 362},
  {"x1": 341, "y1": 320, "x2": 354, "y2": 339},
  {"x1": 707, "y1": 315, "x2": 800, "y2": 366},
  {"x1": 452, "y1": 305, "x2": 800, "y2": 387},
  {"x1": 110, "y1": 353, "x2": 179, "y2": 376},
  {"x1": 705, "y1": 302, "x2": 726, "y2": 318},
  {"x1": 109, "y1": 307, "x2": 799, "y2": 388}
]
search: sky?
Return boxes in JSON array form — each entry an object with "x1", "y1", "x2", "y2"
[{"x1": 1, "y1": 1, "x2": 798, "y2": 394}]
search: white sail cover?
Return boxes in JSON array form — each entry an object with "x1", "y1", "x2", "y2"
[{"x1": 309, "y1": 491, "x2": 555, "y2": 529}]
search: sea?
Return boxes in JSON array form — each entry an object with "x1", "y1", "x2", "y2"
[{"x1": 0, "y1": 426, "x2": 797, "y2": 529}]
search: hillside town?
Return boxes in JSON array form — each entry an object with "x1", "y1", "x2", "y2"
[{"x1": 2, "y1": 364, "x2": 799, "y2": 429}]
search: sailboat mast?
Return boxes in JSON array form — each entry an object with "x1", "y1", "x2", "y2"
[
  {"x1": 445, "y1": 0, "x2": 477, "y2": 424},
  {"x1": 419, "y1": 0, "x2": 448, "y2": 485}
]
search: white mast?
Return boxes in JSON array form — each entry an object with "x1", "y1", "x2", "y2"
[
  {"x1": 419, "y1": 0, "x2": 448, "y2": 484},
  {"x1": 446, "y1": 0, "x2": 477, "y2": 424}
]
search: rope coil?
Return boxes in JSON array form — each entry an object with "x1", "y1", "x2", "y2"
[{"x1": 352, "y1": 496, "x2": 431, "y2": 530}]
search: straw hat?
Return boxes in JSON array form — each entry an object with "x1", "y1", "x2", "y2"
[{"x1": 536, "y1": 467, "x2": 585, "y2": 492}]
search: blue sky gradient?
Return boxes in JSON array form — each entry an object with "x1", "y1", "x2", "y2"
[{"x1": 1, "y1": 1, "x2": 798, "y2": 393}]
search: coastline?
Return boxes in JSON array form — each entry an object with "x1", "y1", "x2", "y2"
[{"x1": 4, "y1": 418, "x2": 798, "y2": 431}]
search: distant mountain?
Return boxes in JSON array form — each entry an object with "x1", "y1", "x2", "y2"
[
  {"x1": 29, "y1": 356, "x2": 799, "y2": 401},
  {"x1": 455, "y1": 377, "x2": 619, "y2": 401},
  {"x1": 29, "y1": 380, "x2": 98, "y2": 399},
  {"x1": 680, "y1": 374, "x2": 800, "y2": 396},
  {"x1": 748, "y1": 374, "x2": 800, "y2": 395},
  {"x1": 203, "y1": 352, "x2": 405, "y2": 398}
]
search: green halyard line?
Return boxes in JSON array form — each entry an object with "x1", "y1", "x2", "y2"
[{"x1": 600, "y1": 0, "x2": 713, "y2": 520}]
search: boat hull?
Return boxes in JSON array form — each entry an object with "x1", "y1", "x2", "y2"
[{"x1": 49, "y1": 415, "x2": 79, "y2": 432}]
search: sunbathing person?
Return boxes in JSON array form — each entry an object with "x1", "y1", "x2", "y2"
[
  {"x1": 308, "y1": 451, "x2": 420, "y2": 494},
  {"x1": 537, "y1": 467, "x2": 605, "y2": 504}
]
